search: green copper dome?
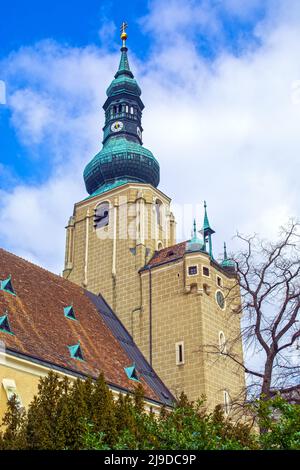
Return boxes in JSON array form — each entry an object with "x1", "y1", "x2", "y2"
[
  {"x1": 84, "y1": 137, "x2": 160, "y2": 195},
  {"x1": 83, "y1": 29, "x2": 160, "y2": 196},
  {"x1": 186, "y1": 219, "x2": 205, "y2": 252},
  {"x1": 221, "y1": 242, "x2": 236, "y2": 269}
]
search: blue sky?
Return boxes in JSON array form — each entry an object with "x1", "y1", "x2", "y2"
[
  {"x1": 0, "y1": 0, "x2": 268, "y2": 188},
  {"x1": 0, "y1": 0, "x2": 299, "y2": 277}
]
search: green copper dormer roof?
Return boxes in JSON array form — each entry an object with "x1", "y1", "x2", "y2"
[
  {"x1": 221, "y1": 242, "x2": 236, "y2": 269},
  {"x1": 186, "y1": 219, "x2": 205, "y2": 253}
]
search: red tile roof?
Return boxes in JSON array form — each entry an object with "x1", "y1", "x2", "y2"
[
  {"x1": 145, "y1": 242, "x2": 187, "y2": 268},
  {"x1": 0, "y1": 248, "x2": 173, "y2": 405}
]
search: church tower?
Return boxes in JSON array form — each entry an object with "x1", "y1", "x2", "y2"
[
  {"x1": 63, "y1": 23, "x2": 175, "y2": 327},
  {"x1": 63, "y1": 25, "x2": 245, "y2": 411}
]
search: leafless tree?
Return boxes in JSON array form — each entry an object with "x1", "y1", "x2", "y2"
[
  {"x1": 205, "y1": 220, "x2": 300, "y2": 403},
  {"x1": 230, "y1": 220, "x2": 300, "y2": 399}
]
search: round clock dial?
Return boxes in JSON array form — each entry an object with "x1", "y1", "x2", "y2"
[
  {"x1": 111, "y1": 121, "x2": 124, "y2": 132},
  {"x1": 216, "y1": 291, "x2": 225, "y2": 309},
  {"x1": 137, "y1": 126, "x2": 142, "y2": 139}
]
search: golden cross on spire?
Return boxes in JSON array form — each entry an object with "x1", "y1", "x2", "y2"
[{"x1": 120, "y1": 21, "x2": 128, "y2": 46}]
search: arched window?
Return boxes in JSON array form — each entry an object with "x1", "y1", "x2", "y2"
[
  {"x1": 118, "y1": 104, "x2": 122, "y2": 113},
  {"x1": 219, "y1": 331, "x2": 227, "y2": 354},
  {"x1": 125, "y1": 105, "x2": 129, "y2": 113},
  {"x1": 94, "y1": 202, "x2": 109, "y2": 229},
  {"x1": 113, "y1": 106, "x2": 116, "y2": 115},
  {"x1": 155, "y1": 199, "x2": 163, "y2": 226},
  {"x1": 130, "y1": 106, "x2": 134, "y2": 114},
  {"x1": 223, "y1": 390, "x2": 231, "y2": 416},
  {"x1": 157, "y1": 241, "x2": 163, "y2": 250}
]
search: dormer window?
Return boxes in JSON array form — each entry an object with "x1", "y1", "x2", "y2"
[
  {"x1": 64, "y1": 305, "x2": 77, "y2": 321},
  {"x1": 124, "y1": 364, "x2": 140, "y2": 382},
  {"x1": 68, "y1": 342, "x2": 84, "y2": 361},
  {"x1": 0, "y1": 276, "x2": 16, "y2": 296},
  {"x1": 94, "y1": 202, "x2": 109, "y2": 229},
  {"x1": 0, "y1": 312, "x2": 13, "y2": 335}
]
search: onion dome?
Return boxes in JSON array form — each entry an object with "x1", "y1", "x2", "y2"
[
  {"x1": 186, "y1": 219, "x2": 205, "y2": 252},
  {"x1": 83, "y1": 23, "x2": 160, "y2": 197},
  {"x1": 221, "y1": 242, "x2": 236, "y2": 269}
]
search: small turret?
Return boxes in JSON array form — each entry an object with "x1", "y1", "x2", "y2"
[
  {"x1": 186, "y1": 219, "x2": 205, "y2": 253},
  {"x1": 221, "y1": 242, "x2": 236, "y2": 270},
  {"x1": 200, "y1": 201, "x2": 215, "y2": 258}
]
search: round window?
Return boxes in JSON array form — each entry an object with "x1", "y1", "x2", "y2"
[{"x1": 216, "y1": 290, "x2": 225, "y2": 309}]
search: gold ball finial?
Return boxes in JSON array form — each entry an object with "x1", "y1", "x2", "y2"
[{"x1": 120, "y1": 21, "x2": 128, "y2": 45}]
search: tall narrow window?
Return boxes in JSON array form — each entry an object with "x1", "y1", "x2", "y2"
[
  {"x1": 219, "y1": 331, "x2": 226, "y2": 354},
  {"x1": 175, "y1": 341, "x2": 184, "y2": 365},
  {"x1": 223, "y1": 390, "x2": 231, "y2": 415},
  {"x1": 94, "y1": 202, "x2": 109, "y2": 229},
  {"x1": 130, "y1": 106, "x2": 134, "y2": 114},
  {"x1": 125, "y1": 105, "x2": 129, "y2": 113},
  {"x1": 203, "y1": 267, "x2": 210, "y2": 277},
  {"x1": 155, "y1": 200, "x2": 163, "y2": 226}
]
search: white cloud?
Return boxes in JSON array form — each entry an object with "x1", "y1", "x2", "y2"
[{"x1": 0, "y1": 0, "x2": 299, "y2": 274}]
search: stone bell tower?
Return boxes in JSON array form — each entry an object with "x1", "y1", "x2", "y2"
[
  {"x1": 63, "y1": 24, "x2": 245, "y2": 410},
  {"x1": 63, "y1": 24, "x2": 176, "y2": 329}
]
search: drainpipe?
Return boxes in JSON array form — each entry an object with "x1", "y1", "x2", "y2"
[
  {"x1": 148, "y1": 266, "x2": 153, "y2": 367},
  {"x1": 83, "y1": 209, "x2": 90, "y2": 287},
  {"x1": 112, "y1": 204, "x2": 117, "y2": 278}
]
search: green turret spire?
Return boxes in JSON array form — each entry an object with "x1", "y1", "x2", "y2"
[
  {"x1": 203, "y1": 201, "x2": 213, "y2": 232},
  {"x1": 200, "y1": 201, "x2": 215, "y2": 259},
  {"x1": 115, "y1": 23, "x2": 133, "y2": 79},
  {"x1": 221, "y1": 242, "x2": 235, "y2": 269},
  {"x1": 193, "y1": 219, "x2": 197, "y2": 239},
  {"x1": 186, "y1": 219, "x2": 205, "y2": 253},
  {"x1": 224, "y1": 242, "x2": 228, "y2": 260},
  {"x1": 115, "y1": 48, "x2": 133, "y2": 78}
]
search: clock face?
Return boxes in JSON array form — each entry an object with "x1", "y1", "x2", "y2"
[
  {"x1": 137, "y1": 126, "x2": 142, "y2": 139},
  {"x1": 111, "y1": 121, "x2": 123, "y2": 132},
  {"x1": 216, "y1": 291, "x2": 225, "y2": 309}
]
